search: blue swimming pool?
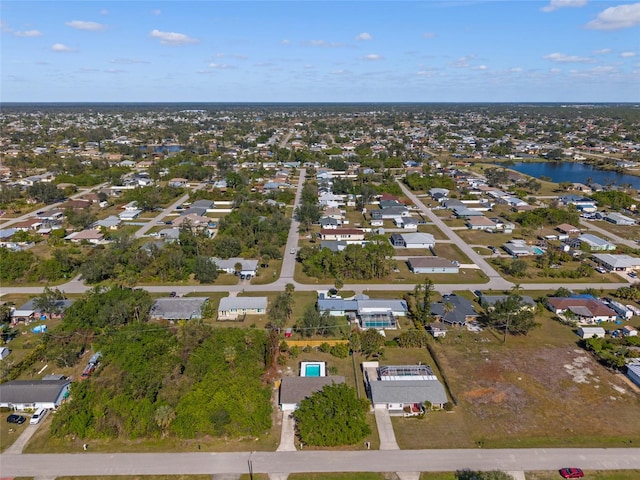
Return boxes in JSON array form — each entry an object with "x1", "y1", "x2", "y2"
[
  {"x1": 305, "y1": 364, "x2": 321, "y2": 377},
  {"x1": 532, "y1": 247, "x2": 545, "y2": 255}
]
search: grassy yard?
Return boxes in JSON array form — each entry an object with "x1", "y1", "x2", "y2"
[
  {"x1": 290, "y1": 474, "x2": 392, "y2": 480},
  {"x1": 393, "y1": 313, "x2": 640, "y2": 449},
  {"x1": 488, "y1": 257, "x2": 624, "y2": 284},
  {"x1": 0, "y1": 411, "x2": 29, "y2": 452},
  {"x1": 431, "y1": 243, "x2": 471, "y2": 264},
  {"x1": 585, "y1": 220, "x2": 640, "y2": 241},
  {"x1": 57, "y1": 477, "x2": 211, "y2": 480},
  {"x1": 418, "y1": 224, "x2": 450, "y2": 240}
]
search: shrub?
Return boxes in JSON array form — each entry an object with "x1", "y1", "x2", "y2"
[{"x1": 330, "y1": 343, "x2": 349, "y2": 358}]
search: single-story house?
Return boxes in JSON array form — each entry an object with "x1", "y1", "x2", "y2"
[
  {"x1": 319, "y1": 228, "x2": 365, "y2": 242},
  {"x1": 0, "y1": 378, "x2": 71, "y2": 411},
  {"x1": 603, "y1": 212, "x2": 635, "y2": 226},
  {"x1": 363, "y1": 362, "x2": 448, "y2": 412},
  {"x1": 503, "y1": 239, "x2": 540, "y2": 256},
  {"x1": 556, "y1": 223, "x2": 581, "y2": 235},
  {"x1": 64, "y1": 230, "x2": 105, "y2": 244},
  {"x1": 626, "y1": 363, "x2": 640, "y2": 388},
  {"x1": 92, "y1": 215, "x2": 121, "y2": 230},
  {"x1": 466, "y1": 216, "x2": 496, "y2": 231},
  {"x1": 431, "y1": 294, "x2": 479, "y2": 326},
  {"x1": 320, "y1": 217, "x2": 341, "y2": 229},
  {"x1": 577, "y1": 326, "x2": 606, "y2": 339},
  {"x1": 371, "y1": 206, "x2": 410, "y2": 220},
  {"x1": 149, "y1": 297, "x2": 209, "y2": 321},
  {"x1": 218, "y1": 296, "x2": 268, "y2": 320},
  {"x1": 427, "y1": 322, "x2": 448, "y2": 338},
  {"x1": 592, "y1": 254, "x2": 640, "y2": 272},
  {"x1": 390, "y1": 232, "x2": 435, "y2": 249},
  {"x1": 578, "y1": 233, "x2": 616, "y2": 251},
  {"x1": 407, "y1": 257, "x2": 459, "y2": 274},
  {"x1": 317, "y1": 292, "x2": 407, "y2": 330},
  {"x1": 279, "y1": 376, "x2": 346, "y2": 411},
  {"x1": 14, "y1": 299, "x2": 74, "y2": 321},
  {"x1": 211, "y1": 258, "x2": 259, "y2": 276},
  {"x1": 394, "y1": 217, "x2": 419, "y2": 230},
  {"x1": 119, "y1": 209, "x2": 142, "y2": 221},
  {"x1": 547, "y1": 297, "x2": 617, "y2": 324}
]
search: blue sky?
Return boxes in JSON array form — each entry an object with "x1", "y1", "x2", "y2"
[{"x1": 1, "y1": 0, "x2": 639, "y2": 102}]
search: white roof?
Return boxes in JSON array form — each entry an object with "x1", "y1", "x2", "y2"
[
  {"x1": 218, "y1": 296, "x2": 268, "y2": 311},
  {"x1": 593, "y1": 254, "x2": 640, "y2": 269},
  {"x1": 399, "y1": 232, "x2": 435, "y2": 244}
]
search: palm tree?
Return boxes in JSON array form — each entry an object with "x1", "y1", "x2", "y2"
[
  {"x1": 154, "y1": 405, "x2": 176, "y2": 438},
  {"x1": 223, "y1": 346, "x2": 237, "y2": 369}
]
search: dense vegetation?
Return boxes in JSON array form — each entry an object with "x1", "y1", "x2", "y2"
[
  {"x1": 0, "y1": 246, "x2": 80, "y2": 283},
  {"x1": 293, "y1": 383, "x2": 370, "y2": 446},
  {"x1": 512, "y1": 207, "x2": 580, "y2": 228},
  {"x1": 51, "y1": 324, "x2": 272, "y2": 439},
  {"x1": 403, "y1": 172, "x2": 455, "y2": 191},
  {"x1": 298, "y1": 236, "x2": 394, "y2": 280}
]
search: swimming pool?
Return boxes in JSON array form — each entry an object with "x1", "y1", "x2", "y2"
[
  {"x1": 305, "y1": 364, "x2": 321, "y2": 377},
  {"x1": 532, "y1": 247, "x2": 545, "y2": 255},
  {"x1": 300, "y1": 361, "x2": 326, "y2": 377}
]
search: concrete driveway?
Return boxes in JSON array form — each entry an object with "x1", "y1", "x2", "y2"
[
  {"x1": 276, "y1": 411, "x2": 297, "y2": 452},
  {"x1": 374, "y1": 409, "x2": 399, "y2": 450},
  {"x1": 4, "y1": 422, "x2": 40, "y2": 454}
]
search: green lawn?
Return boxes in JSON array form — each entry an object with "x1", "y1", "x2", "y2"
[{"x1": 0, "y1": 411, "x2": 29, "y2": 452}]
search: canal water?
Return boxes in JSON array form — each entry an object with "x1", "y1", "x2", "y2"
[{"x1": 504, "y1": 161, "x2": 640, "y2": 190}]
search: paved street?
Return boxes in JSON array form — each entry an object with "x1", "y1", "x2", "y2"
[{"x1": 1, "y1": 448, "x2": 639, "y2": 477}]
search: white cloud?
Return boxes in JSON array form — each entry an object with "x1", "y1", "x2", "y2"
[
  {"x1": 542, "y1": 0, "x2": 587, "y2": 13},
  {"x1": 422, "y1": 32, "x2": 437, "y2": 39},
  {"x1": 15, "y1": 30, "x2": 43, "y2": 37},
  {"x1": 65, "y1": 20, "x2": 106, "y2": 31},
  {"x1": 100, "y1": 9, "x2": 108, "y2": 15},
  {"x1": 474, "y1": 64, "x2": 488, "y2": 70},
  {"x1": 331, "y1": 69, "x2": 348, "y2": 75},
  {"x1": 586, "y1": 3, "x2": 640, "y2": 30},
  {"x1": 364, "y1": 53, "x2": 382, "y2": 61},
  {"x1": 593, "y1": 48, "x2": 612, "y2": 55},
  {"x1": 152, "y1": 9, "x2": 162, "y2": 16},
  {"x1": 51, "y1": 43, "x2": 74, "y2": 52},
  {"x1": 620, "y1": 51, "x2": 637, "y2": 57},
  {"x1": 150, "y1": 29, "x2": 198, "y2": 45},
  {"x1": 452, "y1": 55, "x2": 475, "y2": 68},
  {"x1": 543, "y1": 52, "x2": 592, "y2": 63},
  {"x1": 549, "y1": 68, "x2": 563, "y2": 73},
  {"x1": 510, "y1": 67, "x2": 524, "y2": 72},
  {"x1": 208, "y1": 63, "x2": 233, "y2": 69},
  {"x1": 281, "y1": 39, "x2": 290, "y2": 45},
  {"x1": 104, "y1": 69, "x2": 125, "y2": 74},
  {"x1": 355, "y1": 32, "x2": 372, "y2": 41}
]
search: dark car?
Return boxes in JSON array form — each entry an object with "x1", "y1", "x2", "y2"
[
  {"x1": 559, "y1": 468, "x2": 584, "y2": 479},
  {"x1": 7, "y1": 414, "x2": 26, "y2": 424}
]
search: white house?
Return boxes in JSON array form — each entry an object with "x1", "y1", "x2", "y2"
[
  {"x1": 390, "y1": 232, "x2": 435, "y2": 249},
  {"x1": 0, "y1": 379, "x2": 71, "y2": 411},
  {"x1": 218, "y1": 296, "x2": 268, "y2": 320}
]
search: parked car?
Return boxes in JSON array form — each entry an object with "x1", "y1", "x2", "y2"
[
  {"x1": 7, "y1": 414, "x2": 26, "y2": 424},
  {"x1": 628, "y1": 271, "x2": 637, "y2": 278},
  {"x1": 559, "y1": 468, "x2": 584, "y2": 478},
  {"x1": 29, "y1": 408, "x2": 48, "y2": 425},
  {"x1": 169, "y1": 291, "x2": 177, "y2": 297},
  {"x1": 290, "y1": 248, "x2": 296, "y2": 254}
]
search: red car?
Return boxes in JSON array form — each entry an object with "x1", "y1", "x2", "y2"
[{"x1": 559, "y1": 468, "x2": 584, "y2": 479}]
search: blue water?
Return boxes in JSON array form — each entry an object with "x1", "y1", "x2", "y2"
[
  {"x1": 532, "y1": 247, "x2": 545, "y2": 255},
  {"x1": 138, "y1": 145, "x2": 184, "y2": 153},
  {"x1": 504, "y1": 161, "x2": 640, "y2": 190},
  {"x1": 305, "y1": 364, "x2": 321, "y2": 377}
]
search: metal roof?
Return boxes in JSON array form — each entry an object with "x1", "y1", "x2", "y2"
[
  {"x1": 0, "y1": 379, "x2": 70, "y2": 404},
  {"x1": 150, "y1": 297, "x2": 209, "y2": 320}
]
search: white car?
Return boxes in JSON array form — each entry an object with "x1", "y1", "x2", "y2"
[{"x1": 290, "y1": 248, "x2": 296, "y2": 254}]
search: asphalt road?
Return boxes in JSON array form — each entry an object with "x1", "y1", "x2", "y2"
[
  {"x1": 1, "y1": 448, "x2": 639, "y2": 476},
  {"x1": 280, "y1": 168, "x2": 306, "y2": 280}
]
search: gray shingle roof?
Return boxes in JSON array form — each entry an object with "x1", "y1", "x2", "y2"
[
  {"x1": 279, "y1": 376, "x2": 345, "y2": 405},
  {"x1": 150, "y1": 297, "x2": 209, "y2": 320},
  {"x1": 369, "y1": 380, "x2": 447, "y2": 405},
  {"x1": 0, "y1": 379, "x2": 70, "y2": 404}
]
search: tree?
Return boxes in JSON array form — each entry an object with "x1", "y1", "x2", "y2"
[
  {"x1": 33, "y1": 287, "x2": 66, "y2": 317},
  {"x1": 154, "y1": 405, "x2": 176, "y2": 438},
  {"x1": 456, "y1": 471, "x2": 513, "y2": 480},
  {"x1": 28, "y1": 182, "x2": 65, "y2": 204},
  {"x1": 268, "y1": 293, "x2": 293, "y2": 330},
  {"x1": 485, "y1": 294, "x2": 539, "y2": 340},
  {"x1": 359, "y1": 329, "x2": 385, "y2": 357},
  {"x1": 293, "y1": 383, "x2": 371, "y2": 446},
  {"x1": 193, "y1": 256, "x2": 218, "y2": 283},
  {"x1": 411, "y1": 278, "x2": 434, "y2": 328}
]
